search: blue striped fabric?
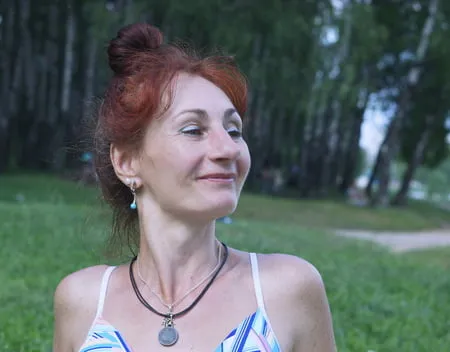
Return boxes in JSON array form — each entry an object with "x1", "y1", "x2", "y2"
[{"x1": 78, "y1": 308, "x2": 281, "y2": 352}]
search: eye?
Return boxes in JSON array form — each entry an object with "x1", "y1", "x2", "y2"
[
  {"x1": 180, "y1": 125, "x2": 203, "y2": 136},
  {"x1": 227, "y1": 126, "x2": 242, "y2": 138}
]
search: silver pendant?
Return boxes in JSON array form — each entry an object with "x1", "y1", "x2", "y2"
[{"x1": 158, "y1": 315, "x2": 179, "y2": 346}]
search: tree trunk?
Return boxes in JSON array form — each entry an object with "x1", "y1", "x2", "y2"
[
  {"x1": 373, "y1": 143, "x2": 391, "y2": 206},
  {"x1": 53, "y1": 0, "x2": 76, "y2": 171},
  {"x1": 391, "y1": 116, "x2": 433, "y2": 206},
  {"x1": 83, "y1": 35, "x2": 98, "y2": 114},
  {"x1": 299, "y1": 71, "x2": 324, "y2": 197},
  {"x1": 61, "y1": 2, "x2": 75, "y2": 115},
  {"x1": 367, "y1": 0, "x2": 439, "y2": 205},
  {"x1": 368, "y1": 114, "x2": 403, "y2": 206},
  {"x1": 332, "y1": 102, "x2": 350, "y2": 192},
  {"x1": 320, "y1": 0, "x2": 352, "y2": 195},
  {"x1": 245, "y1": 36, "x2": 272, "y2": 189},
  {"x1": 77, "y1": 29, "x2": 99, "y2": 156},
  {"x1": 47, "y1": 3, "x2": 60, "y2": 127},
  {"x1": 298, "y1": 98, "x2": 315, "y2": 195},
  {"x1": 339, "y1": 103, "x2": 366, "y2": 194},
  {"x1": 18, "y1": 0, "x2": 42, "y2": 168},
  {"x1": 24, "y1": 3, "x2": 57, "y2": 170},
  {"x1": 316, "y1": 98, "x2": 335, "y2": 196},
  {"x1": 20, "y1": 0, "x2": 36, "y2": 112},
  {"x1": 321, "y1": 98, "x2": 342, "y2": 195},
  {"x1": 0, "y1": 3, "x2": 15, "y2": 171},
  {"x1": 9, "y1": 42, "x2": 25, "y2": 168},
  {"x1": 271, "y1": 106, "x2": 287, "y2": 169},
  {"x1": 287, "y1": 102, "x2": 303, "y2": 173}
]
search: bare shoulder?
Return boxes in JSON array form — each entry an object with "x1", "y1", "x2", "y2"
[
  {"x1": 256, "y1": 253, "x2": 336, "y2": 352},
  {"x1": 54, "y1": 265, "x2": 109, "y2": 304},
  {"x1": 257, "y1": 253, "x2": 325, "y2": 295},
  {"x1": 53, "y1": 265, "x2": 109, "y2": 352}
]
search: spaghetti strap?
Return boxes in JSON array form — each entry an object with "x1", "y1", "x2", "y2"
[
  {"x1": 79, "y1": 259, "x2": 282, "y2": 352},
  {"x1": 249, "y1": 253, "x2": 266, "y2": 314},
  {"x1": 95, "y1": 266, "x2": 116, "y2": 318}
]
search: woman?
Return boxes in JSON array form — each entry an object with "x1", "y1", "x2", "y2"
[{"x1": 53, "y1": 23, "x2": 336, "y2": 352}]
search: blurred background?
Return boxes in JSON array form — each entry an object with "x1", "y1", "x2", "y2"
[
  {"x1": 1, "y1": 0, "x2": 450, "y2": 205},
  {"x1": 1, "y1": 0, "x2": 450, "y2": 351}
]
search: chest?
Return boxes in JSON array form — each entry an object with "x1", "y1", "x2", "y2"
[
  {"x1": 82, "y1": 308, "x2": 282, "y2": 352},
  {"x1": 96, "y1": 275, "x2": 284, "y2": 352}
]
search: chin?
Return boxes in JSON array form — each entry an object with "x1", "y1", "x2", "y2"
[
  {"x1": 179, "y1": 191, "x2": 239, "y2": 220},
  {"x1": 202, "y1": 198, "x2": 238, "y2": 220}
]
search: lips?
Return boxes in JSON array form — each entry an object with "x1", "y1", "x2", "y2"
[{"x1": 198, "y1": 173, "x2": 236, "y2": 180}]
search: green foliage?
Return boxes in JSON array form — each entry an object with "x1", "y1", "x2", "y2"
[
  {"x1": 399, "y1": 48, "x2": 450, "y2": 167},
  {"x1": 415, "y1": 157, "x2": 450, "y2": 196},
  {"x1": 3, "y1": 0, "x2": 450, "y2": 199},
  {"x1": 83, "y1": 1, "x2": 121, "y2": 41},
  {"x1": 1, "y1": 175, "x2": 450, "y2": 351}
]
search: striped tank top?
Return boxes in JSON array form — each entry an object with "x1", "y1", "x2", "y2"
[{"x1": 78, "y1": 253, "x2": 282, "y2": 352}]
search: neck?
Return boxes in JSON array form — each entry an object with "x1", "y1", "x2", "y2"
[{"x1": 136, "y1": 207, "x2": 220, "y2": 308}]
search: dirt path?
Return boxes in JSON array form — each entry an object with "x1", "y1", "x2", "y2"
[{"x1": 334, "y1": 229, "x2": 450, "y2": 253}]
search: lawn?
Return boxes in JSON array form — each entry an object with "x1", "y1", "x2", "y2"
[{"x1": 1, "y1": 174, "x2": 449, "y2": 351}]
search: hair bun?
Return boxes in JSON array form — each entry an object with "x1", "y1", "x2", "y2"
[{"x1": 108, "y1": 23, "x2": 164, "y2": 75}]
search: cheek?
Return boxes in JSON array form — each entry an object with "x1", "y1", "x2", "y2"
[
  {"x1": 163, "y1": 147, "x2": 203, "y2": 181},
  {"x1": 238, "y1": 145, "x2": 251, "y2": 179}
]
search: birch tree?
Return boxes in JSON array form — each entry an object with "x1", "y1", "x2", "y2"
[{"x1": 366, "y1": 0, "x2": 440, "y2": 206}]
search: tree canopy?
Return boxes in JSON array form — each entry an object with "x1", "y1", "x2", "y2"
[{"x1": 0, "y1": 0, "x2": 449, "y2": 205}]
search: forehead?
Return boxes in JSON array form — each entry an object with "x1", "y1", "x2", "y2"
[{"x1": 168, "y1": 74, "x2": 235, "y2": 115}]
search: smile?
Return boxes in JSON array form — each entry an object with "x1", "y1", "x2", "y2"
[{"x1": 198, "y1": 173, "x2": 236, "y2": 183}]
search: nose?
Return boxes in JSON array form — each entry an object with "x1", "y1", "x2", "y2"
[{"x1": 207, "y1": 126, "x2": 240, "y2": 162}]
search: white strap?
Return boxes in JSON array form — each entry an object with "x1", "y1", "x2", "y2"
[
  {"x1": 95, "y1": 266, "x2": 116, "y2": 318},
  {"x1": 249, "y1": 253, "x2": 266, "y2": 313}
]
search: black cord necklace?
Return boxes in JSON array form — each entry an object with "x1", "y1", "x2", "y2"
[{"x1": 129, "y1": 242, "x2": 229, "y2": 347}]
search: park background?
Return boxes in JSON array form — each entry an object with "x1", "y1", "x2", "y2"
[{"x1": 1, "y1": 0, "x2": 450, "y2": 351}]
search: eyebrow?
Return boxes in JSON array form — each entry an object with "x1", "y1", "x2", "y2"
[{"x1": 175, "y1": 108, "x2": 238, "y2": 120}]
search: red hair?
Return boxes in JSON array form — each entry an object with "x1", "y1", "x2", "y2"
[{"x1": 94, "y1": 23, "x2": 248, "y2": 254}]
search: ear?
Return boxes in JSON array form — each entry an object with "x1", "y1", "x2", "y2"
[{"x1": 110, "y1": 143, "x2": 141, "y2": 186}]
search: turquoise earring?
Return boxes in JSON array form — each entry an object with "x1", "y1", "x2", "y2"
[{"x1": 128, "y1": 179, "x2": 137, "y2": 210}]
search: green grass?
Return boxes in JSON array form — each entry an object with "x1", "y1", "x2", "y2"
[
  {"x1": 1, "y1": 174, "x2": 450, "y2": 351},
  {"x1": 404, "y1": 247, "x2": 450, "y2": 269},
  {"x1": 235, "y1": 193, "x2": 450, "y2": 231},
  {"x1": 3, "y1": 173, "x2": 449, "y2": 231}
]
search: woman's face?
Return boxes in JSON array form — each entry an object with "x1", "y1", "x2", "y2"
[{"x1": 136, "y1": 73, "x2": 251, "y2": 220}]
